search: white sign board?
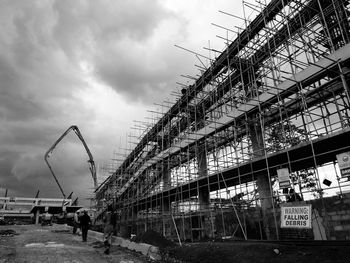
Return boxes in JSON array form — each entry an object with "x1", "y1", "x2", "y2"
[
  {"x1": 277, "y1": 168, "x2": 291, "y2": 188},
  {"x1": 281, "y1": 204, "x2": 312, "y2": 229},
  {"x1": 337, "y1": 152, "x2": 350, "y2": 177}
]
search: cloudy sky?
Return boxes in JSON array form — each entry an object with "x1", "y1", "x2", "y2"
[{"x1": 0, "y1": 0, "x2": 246, "y2": 206}]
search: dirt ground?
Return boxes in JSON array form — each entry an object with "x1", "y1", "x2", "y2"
[
  {"x1": 3, "y1": 225, "x2": 349, "y2": 263},
  {"x1": 132, "y1": 230, "x2": 349, "y2": 263},
  {"x1": 161, "y1": 241, "x2": 350, "y2": 263},
  {"x1": 0, "y1": 224, "x2": 150, "y2": 263}
]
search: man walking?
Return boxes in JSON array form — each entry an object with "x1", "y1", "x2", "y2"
[
  {"x1": 103, "y1": 205, "x2": 116, "y2": 254},
  {"x1": 73, "y1": 211, "x2": 81, "y2": 235},
  {"x1": 79, "y1": 210, "x2": 91, "y2": 242}
]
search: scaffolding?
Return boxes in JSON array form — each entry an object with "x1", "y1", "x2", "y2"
[{"x1": 96, "y1": 0, "x2": 350, "y2": 241}]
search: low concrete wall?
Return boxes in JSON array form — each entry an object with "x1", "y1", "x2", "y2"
[
  {"x1": 310, "y1": 194, "x2": 350, "y2": 240},
  {"x1": 64, "y1": 225, "x2": 161, "y2": 260}
]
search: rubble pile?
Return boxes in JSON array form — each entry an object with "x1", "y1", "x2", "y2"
[
  {"x1": 133, "y1": 229, "x2": 175, "y2": 249},
  {"x1": 0, "y1": 229, "x2": 17, "y2": 236}
]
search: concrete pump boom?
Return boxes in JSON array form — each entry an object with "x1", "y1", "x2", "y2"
[{"x1": 44, "y1": 125, "x2": 98, "y2": 199}]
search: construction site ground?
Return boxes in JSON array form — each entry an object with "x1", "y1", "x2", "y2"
[
  {"x1": 2, "y1": 224, "x2": 350, "y2": 263},
  {"x1": 161, "y1": 240, "x2": 350, "y2": 263},
  {"x1": 0, "y1": 224, "x2": 150, "y2": 263}
]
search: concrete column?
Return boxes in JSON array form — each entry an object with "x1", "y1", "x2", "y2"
[
  {"x1": 249, "y1": 121, "x2": 264, "y2": 159},
  {"x1": 249, "y1": 119, "x2": 273, "y2": 239},
  {"x1": 249, "y1": 121, "x2": 272, "y2": 208},
  {"x1": 35, "y1": 210, "x2": 40, "y2": 225},
  {"x1": 132, "y1": 205, "x2": 137, "y2": 221},
  {"x1": 162, "y1": 166, "x2": 171, "y2": 212},
  {"x1": 197, "y1": 144, "x2": 209, "y2": 210}
]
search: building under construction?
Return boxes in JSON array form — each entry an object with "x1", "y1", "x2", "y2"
[{"x1": 96, "y1": 0, "x2": 350, "y2": 241}]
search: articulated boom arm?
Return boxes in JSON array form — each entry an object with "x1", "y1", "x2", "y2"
[{"x1": 44, "y1": 125, "x2": 98, "y2": 199}]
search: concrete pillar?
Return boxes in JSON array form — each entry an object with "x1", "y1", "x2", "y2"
[
  {"x1": 249, "y1": 121, "x2": 264, "y2": 159},
  {"x1": 196, "y1": 143, "x2": 210, "y2": 240},
  {"x1": 249, "y1": 121, "x2": 272, "y2": 209},
  {"x1": 162, "y1": 166, "x2": 171, "y2": 212},
  {"x1": 35, "y1": 210, "x2": 40, "y2": 225},
  {"x1": 197, "y1": 144, "x2": 209, "y2": 210},
  {"x1": 249, "y1": 119, "x2": 274, "y2": 239},
  {"x1": 130, "y1": 205, "x2": 137, "y2": 235},
  {"x1": 132, "y1": 205, "x2": 137, "y2": 220}
]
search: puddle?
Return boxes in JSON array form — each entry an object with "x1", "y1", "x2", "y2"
[
  {"x1": 25, "y1": 243, "x2": 45, "y2": 247},
  {"x1": 25, "y1": 242, "x2": 65, "y2": 248},
  {"x1": 46, "y1": 243, "x2": 65, "y2": 248}
]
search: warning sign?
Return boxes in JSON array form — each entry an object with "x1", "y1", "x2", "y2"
[
  {"x1": 337, "y1": 152, "x2": 350, "y2": 177},
  {"x1": 281, "y1": 204, "x2": 311, "y2": 229},
  {"x1": 277, "y1": 168, "x2": 291, "y2": 189}
]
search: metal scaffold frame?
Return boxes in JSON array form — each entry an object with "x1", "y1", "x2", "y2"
[{"x1": 96, "y1": 0, "x2": 350, "y2": 241}]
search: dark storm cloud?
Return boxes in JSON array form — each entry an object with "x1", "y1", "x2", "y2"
[
  {"x1": 86, "y1": 0, "x2": 192, "y2": 103},
  {"x1": 96, "y1": 48, "x2": 180, "y2": 103},
  {"x1": 43, "y1": 0, "x2": 188, "y2": 103},
  {"x1": 0, "y1": 57, "x2": 31, "y2": 121},
  {"x1": 0, "y1": 0, "x2": 194, "y2": 203},
  {"x1": 0, "y1": 0, "x2": 104, "y2": 200},
  {"x1": 1, "y1": 122, "x2": 59, "y2": 147},
  {"x1": 0, "y1": 0, "x2": 87, "y2": 121},
  {"x1": 0, "y1": 150, "x2": 47, "y2": 197},
  {"x1": 0, "y1": 149, "x2": 90, "y2": 198},
  {"x1": 0, "y1": 137, "x2": 95, "y2": 198}
]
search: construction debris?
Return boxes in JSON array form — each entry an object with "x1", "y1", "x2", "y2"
[
  {"x1": 133, "y1": 230, "x2": 176, "y2": 249},
  {"x1": 0, "y1": 229, "x2": 17, "y2": 236}
]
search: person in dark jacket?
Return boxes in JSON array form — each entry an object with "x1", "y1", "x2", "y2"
[
  {"x1": 103, "y1": 205, "x2": 116, "y2": 254},
  {"x1": 79, "y1": 210, "x2": 91, "y2": 242},
  {"x1": 73, "y1": 211, "x2": 81, "y2": 235}
]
